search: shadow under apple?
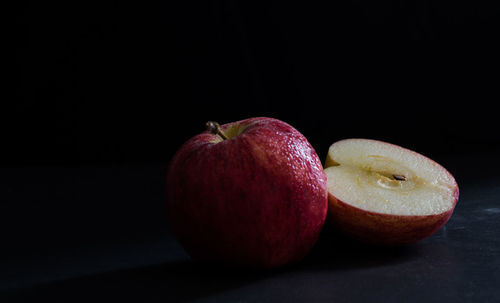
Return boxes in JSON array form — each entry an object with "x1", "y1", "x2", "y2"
[
  {"x1": 6, "y1": 226, "x2": 422, "y2": 303},
  {"x1": 297, "y1": 224, "x2": 422, "y2": 271},
  {"x1": 5, "y1": 259, "x2": 274, "y2": 303}
]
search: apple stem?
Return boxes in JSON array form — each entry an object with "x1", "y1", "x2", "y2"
[{"x1": 206, "y1": 121, "x2": 229, "y2": 140}]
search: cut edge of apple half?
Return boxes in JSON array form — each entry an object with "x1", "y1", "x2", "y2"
[{"x1": 324, "y1": 138, "x2": 459, "y2": 245}]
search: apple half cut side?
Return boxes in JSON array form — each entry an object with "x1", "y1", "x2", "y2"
[{"x1": 324, "y1": 139, "x2": 459, "y2": 245}]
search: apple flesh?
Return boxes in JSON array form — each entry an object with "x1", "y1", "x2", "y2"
[
  {"x1": 166, "y1": 117, "x2": 327, "y2": 269},
  {"x1": 324, "y1": 139, "x2": 459, "y2": 245}
]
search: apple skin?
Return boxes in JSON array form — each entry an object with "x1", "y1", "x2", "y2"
[
  {"x1": 325, "y1": 139, "x2": 460, "y2": 245},
  {"x1": 166, "y1": 117, "x2": 327, "y2": 269},
  {"x1": 327, "y1": 190, "x2": 458, "y2": 245}
]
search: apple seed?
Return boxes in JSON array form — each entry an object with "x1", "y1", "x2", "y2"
[{"x1": 392, "y1": 174, "x2": 407, "y2": 181}]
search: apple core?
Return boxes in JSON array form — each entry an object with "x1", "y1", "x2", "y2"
[{"x1": 325, "y1": 139, "x2": 457, "y2": 216}]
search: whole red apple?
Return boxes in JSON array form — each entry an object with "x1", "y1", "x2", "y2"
[{"x1": 166, "y1": 117, "x2": 327, "y2": 269}]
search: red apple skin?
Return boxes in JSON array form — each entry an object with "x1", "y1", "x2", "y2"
[
  {"x1": 166, "y1": 117, "x2": 327, "y2": 269},
  {"x1": 327, "y1": 178, "x2": 459, "y2": 246}
]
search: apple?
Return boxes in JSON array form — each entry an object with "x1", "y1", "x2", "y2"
[
  {"x1": 166, "y1": 117, "x2": 327, "y2": 269},
  {"x1": 324, "y1": 138, "x2": 459, "y2": 245}
]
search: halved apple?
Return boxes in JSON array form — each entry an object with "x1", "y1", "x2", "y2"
[{"x1": 324, "y1": 139, "x2": 459, "y2": 245}]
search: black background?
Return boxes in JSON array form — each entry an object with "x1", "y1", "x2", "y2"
[
  {"x1": 12, "y1": 1, "x2": 500, "y2": 166},
  {"x1": 6, "y1": 0, "x2": 500, "y2": 300}
]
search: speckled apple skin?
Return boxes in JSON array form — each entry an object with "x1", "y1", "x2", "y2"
[
  {"x1": 327, "y1": 187, "x2": 459, "y2": 245},
  {"x1": 166, "y1": 117, "x2": 327, "y2": 269}
]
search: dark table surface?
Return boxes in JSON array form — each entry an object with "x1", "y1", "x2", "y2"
[{"x1": 2, "y1": 153, "x2": 500, "y2": 302}]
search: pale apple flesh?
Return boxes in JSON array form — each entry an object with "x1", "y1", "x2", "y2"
[{"x1": 325, "y1": 139, "x2": 459, "y2": 245}]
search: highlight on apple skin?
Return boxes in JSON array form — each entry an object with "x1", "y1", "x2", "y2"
[
  {"x1": 324, "y1": 138, "x2": 459, "y2": 245},
  {"x1": 166, "y1": 117, "x2": 328, "y2": 269}
]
